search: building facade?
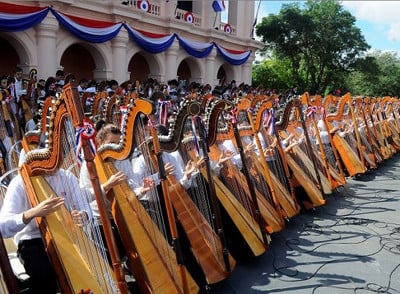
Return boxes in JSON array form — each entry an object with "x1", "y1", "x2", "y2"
[{"x1": 0, "y1": 0, "x2": 263, "y2": 87}]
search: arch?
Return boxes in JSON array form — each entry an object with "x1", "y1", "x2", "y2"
[
  {"x1": 0, "y1": 30, "x2": 36, "y2": 76},
  {"x1": 127, "y1": 50, "x2": 163, "y2": 83},
  {"x1": 176, "y1": 56, "x2": 202, "y2": 84},
  {"x1": 57, "y1": 33, "x2": 111, "y2": 81},
  {"x1": 216, "y1": 63, "x2": 235, "y2": 85}
]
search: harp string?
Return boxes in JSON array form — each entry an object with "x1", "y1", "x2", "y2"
[
  {"x1": 180, "y1": 118, "x2": 219, "y2": 252},
  {"x1": 132, "y1": 116, "x2": 176, "y2": 275}
]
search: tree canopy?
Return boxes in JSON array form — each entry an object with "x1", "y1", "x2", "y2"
[{"x1": 254, "y1": 0, "x2": 370, "y2": 95}]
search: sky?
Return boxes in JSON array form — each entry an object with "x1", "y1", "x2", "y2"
[{"x1": 247, "y1": 1, "x2": 400, "y2": 56}]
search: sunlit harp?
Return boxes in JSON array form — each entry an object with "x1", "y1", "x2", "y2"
[
  {"x1": 19, "y1": 84, "x2": 124, "y2": 293},
  {"x1": 94, "y1": 97, "x2": 199, "y2": 293}
]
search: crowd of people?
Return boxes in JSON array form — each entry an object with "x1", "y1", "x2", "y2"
[{"x1": 0, "y1": 66, "x2": 340, "y2": 293}]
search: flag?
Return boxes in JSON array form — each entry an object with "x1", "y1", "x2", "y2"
[
  {"x1": 251, "y1": 17, "x2": 257, "y2": 38},
  {"x1": 212, "y1": 0, "x2": 225, "y2": 12}
]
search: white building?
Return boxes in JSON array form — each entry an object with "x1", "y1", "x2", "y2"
[{"x1": 0, "y1": 0, "x2": 263, "y2": 87}]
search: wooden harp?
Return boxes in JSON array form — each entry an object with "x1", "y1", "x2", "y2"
[
  {"x1": 156, "y1": 98, "x2": 236, "y2": 284},
  {"x1": 19, "y1": 83, "x2": 126, "y2": 293},
  {"x1": 95, "y1": 97, "x2": 199, "y2": 293},
  {"x1": 275, "y1": 97, "x2": 326, "y2": 208}
]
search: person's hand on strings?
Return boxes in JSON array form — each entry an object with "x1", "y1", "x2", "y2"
[
  {"x1": 103, "y1": 171, "x2": 127, "y2": 193},
  {"x1": 71, "y1": 210, "x2": 89, "y2": 227},
  {"x1": 22, "y1": 195, "x2": 64, "y2": 224}
]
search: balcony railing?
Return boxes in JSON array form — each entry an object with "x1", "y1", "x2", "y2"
[
  {"x1": 121, "y1": 0, "x2": 160, "y2": 16},
  {"x1": 175, "y1": 8, "x2": 201, "y2": 26}
]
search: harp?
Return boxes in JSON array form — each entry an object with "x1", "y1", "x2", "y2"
[
  {"x1": 156, "y1": 98, "x2": 236, "y2": 284},
  {"x1": 301, "y1": 92, "x2": 346, "y2": 188},
  {"x1": 248, "y1": 94, "x2": 300, "y2": 218},
  {"x1": 377, "y1": 97, "x2": 398, "y2": 154},
  {"x1": 19, "y1": 83, "x2": 128, "y2": 293},
  {"x1": 275, "y1": 97, "x2": 326, "y2": 209},
  {"x1": 382, "y1": 96, "x2": 400, "y2": 149},
  {"x1": 210, "y1": 97, "x2": 282, "y2": 237},
  {"x1": 0, "y1": 88, "x2": 21, "y2": 170},
  {"x1": 233, "y1": 97, "x2": 294, "y2": 230},
  {"x1": 0, "y1": 230, "x2": 19, "y2": 294},
  {"x1": 324, "y1": 93, "x2": 367, "y2": 176},
  {"x1": 94, "y1": 97, "x2": 199, "y2": 293},
  {"x1": 353, "y1": 97, "x2": 381, "y2": 168},
  {"x1": 202, "y1": 97, "x2": 267, "y2": 257}
]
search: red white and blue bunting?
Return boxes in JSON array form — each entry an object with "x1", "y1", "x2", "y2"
[
  {"x1": 51, "y1": 9, "x2": 123, "y2": 43},
  {"x1": 0, "y1": 2, "x2": 49, "y2": 32},
  {"x1": 214, "y1": 43, "x2": 251, "y2": 66},
  {"x1": 176, "y1": 36, "x2": 214, "y2": 58},
  {"x1": 0, "y1": 1, "x2": 251, "y2": 65},
  {"x1": 124, "y1": 26, "x2": 175, "y2": 54}
]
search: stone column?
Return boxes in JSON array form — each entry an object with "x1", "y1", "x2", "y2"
[
  {"x1": 165, "y1": 42, "x2": 179, "y2": 81},
  {"x1": 242, "y1": 52, "x2": 255, "y2": 85},
  {"x1": 205, "y1": 50, "x2": 217, "y2": 87},
  {"x1": 111, "y1": 30, "x2": 129, "y2": 84},
  {"x1": 36, "y1": 14, "x2": 59, "y2": 79}
]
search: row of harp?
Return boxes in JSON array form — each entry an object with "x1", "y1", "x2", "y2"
[{"x1": 2, "y1": 85, "x2": 400, "y2": 294}]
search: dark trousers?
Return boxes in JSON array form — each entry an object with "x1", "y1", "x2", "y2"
[{"x1": 17, "y1": 238, "x2": 59, "y2": 294}]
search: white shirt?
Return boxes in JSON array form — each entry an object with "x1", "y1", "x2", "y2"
[
  {"x1": 219, "y1": 139, "x2": 243, "y2": 169},
  {"x1": 131, "y1": 151, "x2": 191, "y2": 201},
  {"x1": 0, "y1": 170, "x2": 91, "y2": 244},
  {"x1": 79, "y1": 158, "x2": 141, "y2": 221}
]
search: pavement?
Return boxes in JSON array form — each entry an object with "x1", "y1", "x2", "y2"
[{"x1": 210, "y1": 153, "x2": 400, "y2": 294}]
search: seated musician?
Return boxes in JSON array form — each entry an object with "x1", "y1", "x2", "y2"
[
  {"x1": 0, "y1": 169, "x2": 91, "y2": 294},
  {"x1": 131, "y1": 119, "x2": 195, "y2": 204},
  {"x1": 79, "y1": 121, "x2": 154, "y2": 265}
]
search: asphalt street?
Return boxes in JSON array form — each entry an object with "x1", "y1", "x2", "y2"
[{"x1": 211, "y1": 154, "x2": 400, "y2": 294}]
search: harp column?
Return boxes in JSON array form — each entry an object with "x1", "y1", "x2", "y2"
[
  {"x1": 111, "y1": 30, "x2": 129, "y2": 84},
  {"x1": 36, "y1": 14, "x2": 59, "y2": 80}
]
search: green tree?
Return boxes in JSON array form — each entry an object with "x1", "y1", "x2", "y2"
[
  {"x1": 347, "y1": 51, "x2": 400, "y2": 96},
  {"x1": 252, "y1": 57, "x2": 293, "y2": 91},
  {"x1": 255, "y1": 0, "x2": 370, "y2": 94}
]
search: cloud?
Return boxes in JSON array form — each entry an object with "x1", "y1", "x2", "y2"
[
  {"x1": 343, "y1": 1, "x2": 400, "y2": 42},
  {"x1": 387, "y1": 23, "x2": 400, "y2": 42},
  {"x1": 342, "y1": 1, "x2": 400, "y2": 23}
]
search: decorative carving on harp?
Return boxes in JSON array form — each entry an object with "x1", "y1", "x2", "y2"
[
  {"x1": 103, "y1": 94, "x2": 127, "y2": 128},
  {"x1": 19, "y1": 84, "x2": 128, "y2": 293},
  {"x1": 275, "y1": 97, "x2": 326, "y2": 208},
  {"x1": 324, "y1": 93, "x2": 367, "y2": 176},
  {"x1": 95, "y1": 97, "x2": 199, "y2": 293},
  {"x1": 301, "y1": 92, "x2": 346, "y2": 189},
  {"x1": 202, "y1": 97, "x2": 267, "y2": 257},
  {"x1": 248, "y1": 95, "x2": 300, "y2": 218},
  {"x1": 156, "y1": 98, "x2": 236, "y2": 285}
]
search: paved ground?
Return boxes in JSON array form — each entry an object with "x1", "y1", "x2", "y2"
[{"x1": 210, "y1": 154, "x2": 400, "y2": 293}]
